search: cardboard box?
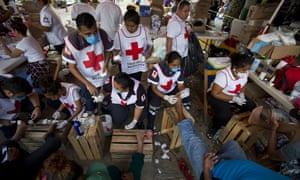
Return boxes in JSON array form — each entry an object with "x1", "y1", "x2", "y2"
[
  {"x1": 191, "y1": 2, "x2": 210, "y2": 19},
  {"x1": 248, "y1": 38, "x2": 300, "y2": 59},
  {"x1": 246, "y1": 4, "x2": 277, "y2": 20},
  {"x1": 151, "y1": 0, "x2": 163, "y2": 6},
  {"x1": 140, "y1": 17, "x2": 151, "y2": 28},
  {"x1": 150, "y1": 4, "x2": 164, "y2": 18}
]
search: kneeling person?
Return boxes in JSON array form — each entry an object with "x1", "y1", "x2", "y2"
[{"x1": 103, "y1": 73, "x2": 147, "y2": 129}]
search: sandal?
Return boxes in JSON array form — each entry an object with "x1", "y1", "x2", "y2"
[
  {"x1": 206, "y1": 129, "x2": 216, "y2": 140},
  {"x1": 178, "y1": 158, "x2": 193, "y2": 180}
]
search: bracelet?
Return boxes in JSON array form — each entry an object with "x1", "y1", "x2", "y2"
[{"x1": 34, "y1": 106, "x2": 41, "y2": 109}]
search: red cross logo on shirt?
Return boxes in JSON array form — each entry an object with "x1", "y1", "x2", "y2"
[
  {"x1": 7, "y1": 101, "x2": 21, "y2": 114},
  {"x1": 184, "y1": 27, "x2": 189, "y2": 39},
  {"x1": 120, "y1": 100, "x2": 127, "y2": 106},
  {"x1": 83, "y1": 51, "x2": 104, "y2": 71},
  {"x1": 64, "y1": 103, "x2": 75, "y2": 111},
  {"x1": 228, "y1": 84, "x2": 241, "y2": 94},
  {"x1": 161, "y1": 80, "x2": 173, "y2": 91},
  {"x1": 125, "y1": 42, "x2": 144, "y2": 60}
]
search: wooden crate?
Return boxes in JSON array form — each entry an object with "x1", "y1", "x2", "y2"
[
  {"x1": 68, "y1": 116, "x2": 105, "y2": 160},
  {"x1": 218, "y1": 112, "x2": 265, "y2": 151},
  {"x1": 110, "y1": 129, "x2": 153, "y2": 162},
  {"x1": 160, "y1": 107, "x2": 195, "y2": 149},
  {"x1": 20, "y1": 120, "x2": 70, "y2": 153}
]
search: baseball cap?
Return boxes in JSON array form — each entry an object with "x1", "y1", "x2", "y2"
[{"x1": 86, "y1": 163, "x2": 112, "y2": 180}]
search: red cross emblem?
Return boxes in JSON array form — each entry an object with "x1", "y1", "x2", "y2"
[
  {"x1": 125, "y1": 42, "x2": 144, "y2": 60},
  {"x1": 228, "y1": 84, "x2": 241, "y2": 94},
  {"x1": 83, "y1": 51, "x2": 104, "y2": 71},
  {"x1": 7, "y1": 101, "x2": 21, "y2": 114},
  {"x1": 120, "y1": 100, "x2": 127, "y2": 106},
  {"x1": 161, "y1": 80, "x2": 173, "y2": 91},
  {"x1": 64, "y1": 103, "x2": 75, "y2": 111},
  {"x1": 184, "y1": 27, "x2": 189, "y2": 39}
]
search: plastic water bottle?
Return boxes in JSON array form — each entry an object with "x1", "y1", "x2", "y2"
[
  {"x1": 249, "y1": 58, "x2": 261, "y2": 72},
  {"x1": 73, "y1": 120, "x2": 84, "y2": 136}
]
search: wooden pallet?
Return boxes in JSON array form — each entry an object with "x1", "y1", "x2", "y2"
[
  {"x1": 68, "y1": 116, "x2": 105, "y2": 160},
  {"x1": 20, "y1": 120, "x2": 70, "y2": 153},
  {"x1": 160, "y1": 107, "x2": 195, "y2": 149},
  {"x1": 110, "y1": 129, "x2": 153, "y2": 162}
]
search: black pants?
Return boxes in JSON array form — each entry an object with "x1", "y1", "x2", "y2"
[
  {"x1": 111, "y1": 103, "x2": 146, "y2": 126},
  {"x1": 53, "y1": 43, "x2": 65, "y2": 54},
  {"x1": 207, "y1": 92, "x2": 256, "y2": 131},
  {"x1": 147, "y1": 86, "x2": 191, "y2": 129}
]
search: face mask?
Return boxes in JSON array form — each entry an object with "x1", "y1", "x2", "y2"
[
  {"x1": 15, "y1": 96, "x2": 26, "y2": 101},
  {"x1": 171, "y1": 67, "x2": 181, "y2": 73},
  {"x1": 114, "y1": 89, "x2": 120, "y2": 94},
  {"x1": 120, "y1": 92, "x2": 128, "y2": 99},
  {"x1": 86, "y1": 33, "x2": 99, "y2": 45},
  {"x1": 237, "y1": 72, "x2": 247, "y2": 79}
]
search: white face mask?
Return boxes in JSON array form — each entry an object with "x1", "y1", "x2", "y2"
[
  {"x1": 120, "y1": 92, "x2": 128, "y2": 99},
  {"x1": 237, "y1": 72, "x2": 247, "y2": 79}
]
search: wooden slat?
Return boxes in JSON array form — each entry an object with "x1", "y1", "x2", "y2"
[
  {"x1": 68, "y1": 130, "x2": 87, "y2": 160},
  {"x1": 112, "y1": 135, "x2": 152, "y2": 143},
  {"x1": 111, "y1": 154, "x2": 152, "y2": 161},
  {"x1": 112, "y1": 129, "x2": 148, "y2": 135},
  {"x1": 110, "y1": 143, "x2": 153, "y2": 152},
  {"x1": 88, "y1": 135, "x2": 102, "y2": 159}
]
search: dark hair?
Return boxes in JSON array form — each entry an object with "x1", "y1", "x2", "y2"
[
  {"x1": 38, "y1": 76, "x2": 62, "y2": 96},
  {"x1": 1, "y1": 77, "x2": 32, "y2": 95},
  {"x1": 177, "y1": 0, "x2": 190, "y2": 10},
  {"x1": 114, "y1": 73, "x2": 133, "y2": 90},
  {"x1": 230, "y1": 52, "x2": 254, "y2": 69},
  {"x1": 76, "y1": 13, "x2": 96, "y2": 29},
  {"x1": 10, "y1": 20, "x2": 27, "y2": 36},
  {"x1": 165, "y1": 51, "x2": 182, "y2": 64},
  {"x1": 124, "y1": 9, "x2": 140, "y2": 25}
]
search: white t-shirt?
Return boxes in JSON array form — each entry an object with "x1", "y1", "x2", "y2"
[
  {"x1": 209, "y1": 66, "x2": 248, "y2": 96},
  {"x1": 95, "y1": 0, "x2": 122, "y2": 40},
  {"x1": 16, "y1": 36, "x2": 45, "y2": 63},
  {"x1": 70, "y1": 3, "x2": 96, "y2": 20},
  {"x1": 167, "y1": 14, "x2": 189, "y2": 57},
  {"x1": 40, "y1": 5, "x2": 67, "y2": 45}
]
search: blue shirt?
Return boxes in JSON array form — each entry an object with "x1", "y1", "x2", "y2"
[{"x1": 212, "y1": 160, "x2": 290, "y2": 180}]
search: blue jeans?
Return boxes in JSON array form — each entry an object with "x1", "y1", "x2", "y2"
[{"x1": 178, "y1": 119, "x2": 247, "y2": 180}]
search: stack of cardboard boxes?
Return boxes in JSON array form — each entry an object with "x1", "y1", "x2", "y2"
[
  {"x1": 190, "y1": 0, "x2": 211, "y2": 24},
  {"x1": 140, "y1": 0, "x2": 164, "y2": 28},
  {"x1": 237, "y1": 3, "x2": 277, "y2": 45}
]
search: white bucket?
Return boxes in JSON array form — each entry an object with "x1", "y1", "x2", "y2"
[{"x1": 100, "y1": 114, "x2": 113, "y2": 136}]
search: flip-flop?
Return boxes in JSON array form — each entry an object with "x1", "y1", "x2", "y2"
[{"x1": 178, "y1": 158, "x2": 193, "y2": 180}]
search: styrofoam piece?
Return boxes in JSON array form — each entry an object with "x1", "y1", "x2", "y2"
[
  {"x1": 154, "y1": 141, "x2": 161, "y2": 146},
  {"x1": 154, "y1": 158, "x2": 159, "y2": 164},
  {"x1": 161, "y1": 153, "x2": 170, "y2": 160}
]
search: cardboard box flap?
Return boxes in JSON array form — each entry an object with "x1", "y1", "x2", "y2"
[{"x1": 248, "y1": 38, "x2": 300, "y2": 59}]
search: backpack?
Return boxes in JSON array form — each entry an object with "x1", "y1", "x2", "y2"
[{"x1": 273, "y1": 65, "x2": 300, "y2": 95}]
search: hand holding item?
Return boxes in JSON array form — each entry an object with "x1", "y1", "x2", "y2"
[
  {"x1": 180, "y1": 88, "x2": 190, "y2": 99},
  {"x1": 163, "y1": 95, "x2": 178, "y2": 105},
  {"x1": 92, "y1": 93, "x2": 104, "y2": 103},
  {"x1": 52, "y1": 111, "x2": 61, "y2": 120},
  {"x1": 232, "y1": 96, "x2": 246, "y2": 106},
  {"x1": 238, "y1": 92, "x2": 247, "y2": 102}
]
